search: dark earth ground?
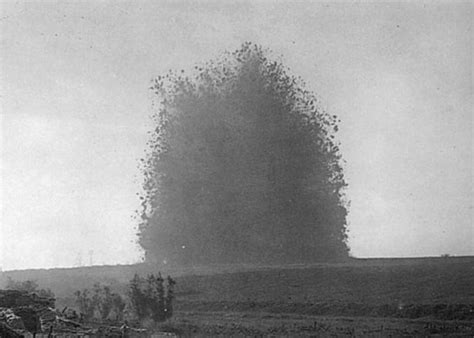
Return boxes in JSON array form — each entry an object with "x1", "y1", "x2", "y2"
[{"x1": 2, "y1": 256, "x2": 474, "y2": 336}]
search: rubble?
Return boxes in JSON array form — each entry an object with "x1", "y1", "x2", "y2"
[
  {"x1": 0, "y1": 289, "x2": 55, "y2": 308},
  {"x1": 10, "y1": 306, "x2": 39, "y2": 333},
  {"x1": 0, "y1": 308, "x2": 26, "y2": 330},
  {"x1": 36, "y1": 306, "x2": 57, "y2": 331},
  {"x1": 0, "y1": 289, "x2": 152, "y2": 337},
  {"x1": 0, "y1": 321, "x2": 23, "y2": 338}
]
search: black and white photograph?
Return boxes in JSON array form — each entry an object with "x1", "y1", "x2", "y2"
[{"x1": 1, "y1": 1, "x2": 472, "y2": 336}]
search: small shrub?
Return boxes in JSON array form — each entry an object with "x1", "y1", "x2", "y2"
[
  {"x1": 74, "y1": 283, "x2": 125, "y2": 322},
  {"x1": 165, "y1": 275, "x2": 176, "y2": 319},
  {"x1": 74, "y1": 289, "x2": 95, "y2": 321},
  {"x1": 73, "y1": 273, "x2": 175, "y2": 325},
  {"x1": 128, "y1": 273, "x2": 176, "y2": 323}
]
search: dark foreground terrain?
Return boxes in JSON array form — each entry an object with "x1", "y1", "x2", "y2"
[{"x1": 2, "y1": 256, "x2": 474, "y2": 336}]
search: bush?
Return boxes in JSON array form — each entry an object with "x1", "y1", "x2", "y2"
[
  {"x1": 128, "y1": 273, "x2": 176, "y2": 322},
  {"x1": 5, "y1": 277, "x2": 55, "y2": 298},
  {"x1": 73, "y1": 273, "x2": 175, "y2": 325},
  {"x1": 74, "y1": 283, "x2": 125, "y2": 322}
]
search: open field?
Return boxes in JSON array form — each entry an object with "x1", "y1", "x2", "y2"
[
  {"x1": 160, "y1": 311, "x2": 474, "y2": 336},
  {"x1": 2, "y1": 256, "x2": 474, "y2": 335}
]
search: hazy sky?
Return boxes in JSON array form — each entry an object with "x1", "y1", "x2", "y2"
[{"x1": 1, "y1": 1, "x2": 472, "y2": 270}]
